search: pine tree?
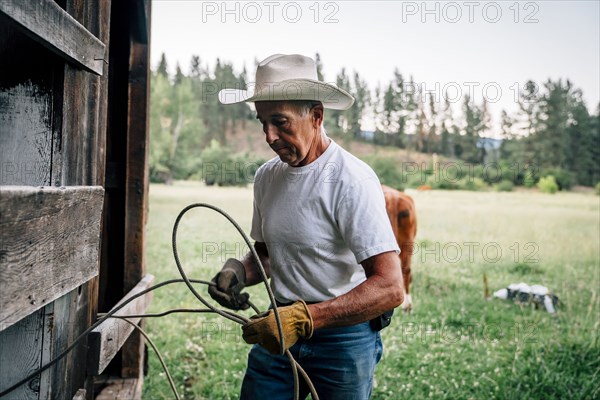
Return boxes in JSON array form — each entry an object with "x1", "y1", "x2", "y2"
[
  {"x1": 350, "y1": 71, "x2": 370, "y2": 139},
  {"x1": 479, "y1": 98, "x2": 492, "y2": 163},
  {"x1": 189, "y1": 56, "x2": 203, "y2": 118},
  {"x1": 535, "y1": 79, "x2": 571, "y2": 168},
  {"x1": 515, "y1": 80, "x2": 540, "y2": 169},
  {"x1": 190, "y1": 55, "x2": 203, "y2": 80},
  {"x1": 403, "y1": 75, "x2": 419, "y2": 151},
  {"x1": 415, "y1": 102, "x2": 428, "y2": 153},
  {"x1": 439, "y1": 94, "x2": 455, "y2": 157},
  {"x1": 395, "y1": 71, "x2": 413, "y2": 148},
  {"x1": 381, "y1": 83, "x2": 396, "y2": 145},
  {"x1": 376, "y1": 70, "x2": 410, "y2": 148},
  {"x1": 426, "y1": 94, "x2": 438, "y2": 154},
  {"x1": 331, "y1": 68, "x2": 351, "y2": 133},
  {"x1": 567, "y1": 94, "x2": 598, "y2": 185},
  {"x1": 157, "y1": 52, "x2": 169, "y2": 78},
  {"x1": 589, "y1": 105, "x2": 600, "y2": 185},
  {"x1": 174, "y1": 63, "x2": 184, "y2": 85},
  {"x1": 499, "y1": 109, "x2": 516, "y2": 160},
  {"x1": 460, "y1": 94, "x2": 482, "y2": 163},
  {"x1": 315, "y1": 53, "x2": 325, "y2": 81}
]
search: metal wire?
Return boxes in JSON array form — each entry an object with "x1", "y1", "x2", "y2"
[
  {"x1": 171, "y1": 203, "x2": 284, "y2": 350},
  {"x1": 172, "y1": 203, "x2": 319, "y2": 400},
  {"x1": 0, "y1": 204, "x2": 320, "y2": 400},
  {"x1": 108, "y1": 309, "x2": 313, "y2": 400},
  {"x1": 120, "y1": 318, "x2": 181, "y2": 400},
  {"x1": 0, "y1": 279, "x2": 199, "y2": 397}
]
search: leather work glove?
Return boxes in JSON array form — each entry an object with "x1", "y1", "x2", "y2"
[
  {"x1": 208, "y1": 258, "x2": 250, "y2": 310},
  {"x1": 242, "y1": 300, "x2": 314, "y2": 354}
]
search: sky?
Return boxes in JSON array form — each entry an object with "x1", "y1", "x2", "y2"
[{"x1": 150, "y1": 0, "x2": 600, "y2": 136}]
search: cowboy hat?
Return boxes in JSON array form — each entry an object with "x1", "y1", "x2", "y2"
[{"x1": 218, "y1": 54, "x2": 355, "y2": 110}]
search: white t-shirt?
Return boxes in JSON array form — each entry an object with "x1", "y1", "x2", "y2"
[{"x1": 250, "y1": 138, "x2": 400, "y2": 304}]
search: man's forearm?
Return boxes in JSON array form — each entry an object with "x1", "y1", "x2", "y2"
[
  {"x1": 240, "y1": 242, "x2": 271, "y2": 286},
  {"x1": 307, "y1": 251, "x2": 404, "y2": 330}
]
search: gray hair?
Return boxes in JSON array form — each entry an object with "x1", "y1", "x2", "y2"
[
  {"x1": 288, "y1": 100, "x2": 323, "y2": 117},
  {"x1": 288, "y1": 100, "x2": 327, "y2": 134}
]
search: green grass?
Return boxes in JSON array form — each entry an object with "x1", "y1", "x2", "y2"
[{"x1": 142, "y1": 182, "x2": 600, "y2": 399}]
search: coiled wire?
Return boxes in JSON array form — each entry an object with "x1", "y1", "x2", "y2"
[{"x1": 0, "y1": 203, "x2": 319, "y2": 400}]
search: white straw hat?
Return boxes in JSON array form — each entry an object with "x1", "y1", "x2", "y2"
[{"x1": 218, "y1": 54, "x2": 355, "y2": 110}]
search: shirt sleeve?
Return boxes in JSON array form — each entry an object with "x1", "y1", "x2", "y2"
[
  {"x1": 250, "y1": 196, "x2": 264, "y2": 242},
  {"x1": 250, "y1": 166, "x2": 265, "y2": 242},
  {"x1": 336, "y1": 175, "x2": 400, "y2": 264}
]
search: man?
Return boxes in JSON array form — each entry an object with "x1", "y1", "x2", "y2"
[{"x1": 209, "y1": 54, "x2": 403, "y2": 399}]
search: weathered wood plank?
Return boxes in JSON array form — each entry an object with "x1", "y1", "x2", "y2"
[
  {"x1": 0, "y1": 310, "x2": 44, "y2": 399},
  {"x1": 0, "y1": 185, "x2": 104, "y2": 329},
  {"x1": 0, "y1": 0, "x2": 105, "y2": 75},
  {"x1": 87, "y1": 274, "x2": 154, "y2": 376}
]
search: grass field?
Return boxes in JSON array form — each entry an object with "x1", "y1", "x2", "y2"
[{"x1": 142, "y1": 182, "x2": 599, "y2": 399}]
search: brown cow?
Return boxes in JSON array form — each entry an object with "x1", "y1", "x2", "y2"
[{"x1": 382, "y1": 185, "x2": 417, "y2": 312}]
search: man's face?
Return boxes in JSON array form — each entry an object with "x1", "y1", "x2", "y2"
[{"x1": 255, "y1": 101, "x2": 319, "y2": 167}]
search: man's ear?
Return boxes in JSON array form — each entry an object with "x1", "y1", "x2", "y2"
[{"x1": 311, "y1": 104, "x2": 324, "y2": 129}]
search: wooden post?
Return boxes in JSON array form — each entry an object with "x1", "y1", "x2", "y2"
[{"x1": 121, "y1": 0, "x2": 151, "y2": 379}]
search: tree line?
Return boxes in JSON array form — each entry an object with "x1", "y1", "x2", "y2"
[{"x1": 150, "y1": 53, "x2": 599, "y2": 189}]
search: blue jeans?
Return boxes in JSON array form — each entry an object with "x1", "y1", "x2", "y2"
[{"x1": 240, "y1": 321, "x2": 383, "y2": 400}]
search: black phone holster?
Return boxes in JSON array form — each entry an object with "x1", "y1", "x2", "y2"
[{"x1": 370, "y1": 309, "x2": 394, "y2": 331}]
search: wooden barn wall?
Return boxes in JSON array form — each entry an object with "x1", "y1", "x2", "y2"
[
  {"x1": 0, "y1": 0, "x2": 111, "y2": 398},
  {"x1": 0, "y1": 0, "x2": 151, "y2": 398}
]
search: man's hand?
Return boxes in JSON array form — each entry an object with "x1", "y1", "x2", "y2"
[
  {"x1": 208, "y1": 258, "x2": 250, "y2": 310},
  {"x1": 242, "y1": 300, "x2": 314, "y2": 354}
]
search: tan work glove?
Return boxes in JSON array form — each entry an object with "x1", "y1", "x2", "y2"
[{"x1": 242, "y1": 300, "x2": 314, "y2": 354}]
